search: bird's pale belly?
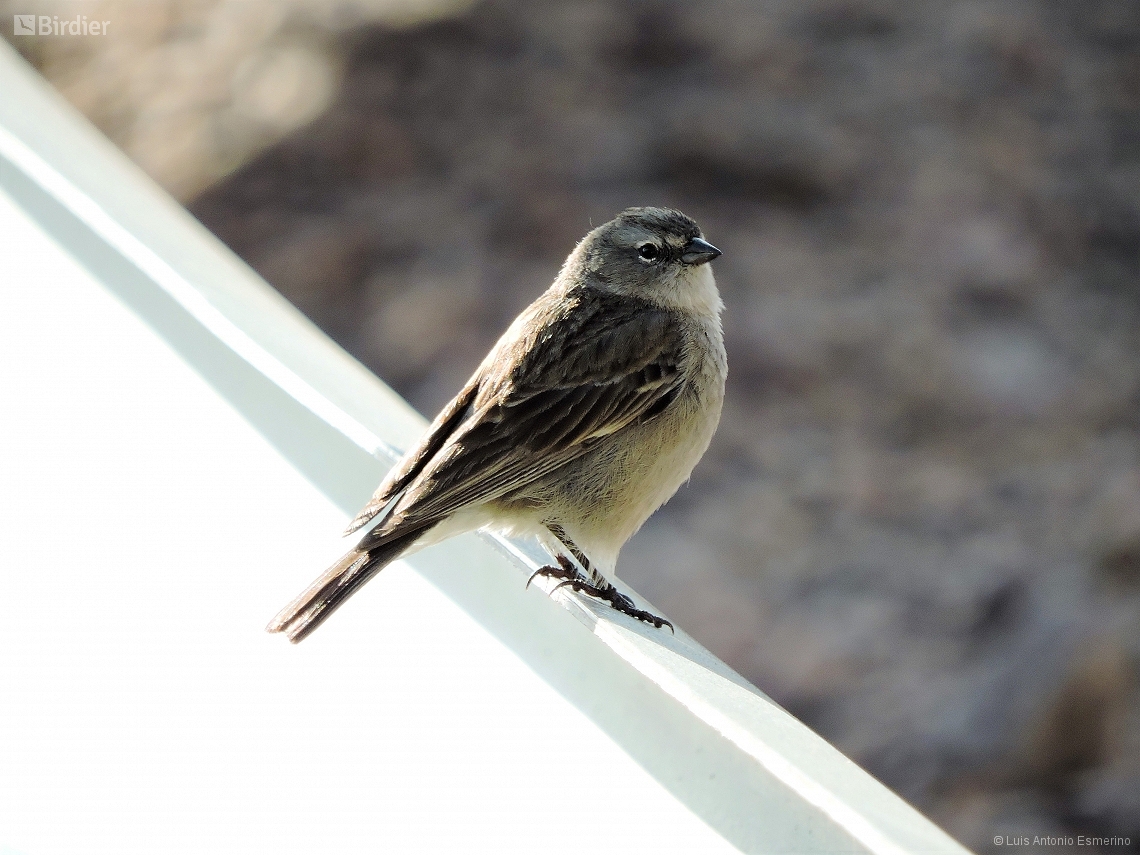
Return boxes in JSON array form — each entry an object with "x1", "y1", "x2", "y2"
[{"x1": 496, "y1": 372, "x2": 724, "y2": 575}]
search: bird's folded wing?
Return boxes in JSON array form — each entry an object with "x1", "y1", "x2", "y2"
[
  {"x1": 356, "y1": 297, "x2": 687, "y2": 543},
  {"x1": 344, "y1": 380, "x2": 480, "y2": 535}
]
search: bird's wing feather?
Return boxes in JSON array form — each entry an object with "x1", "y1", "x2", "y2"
[
  {"x1": 358, "y1": 293, "x2": 686, "y2": 546},
  {"x1": 344, "y1": 380, "x2": 480, "y2": 534}
]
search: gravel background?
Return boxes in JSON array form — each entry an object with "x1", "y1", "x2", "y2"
[{"x1": 8, "y1": 1, "x2": 1140, "y2": 851}]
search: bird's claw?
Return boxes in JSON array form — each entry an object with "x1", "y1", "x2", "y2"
[
  {"x1": 548, "y1": 577, "x2": 674, "y2": 633},
  {"x1": 527, "y1": 555, "x2": 673, "y2": 632},
  {"x1": 526, "y1": 554, "x2": 580, "y2": 589}
]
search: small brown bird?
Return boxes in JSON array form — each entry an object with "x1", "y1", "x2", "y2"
[{"x1": 268, "y1": 207, "x2": 726, "y2": 642}]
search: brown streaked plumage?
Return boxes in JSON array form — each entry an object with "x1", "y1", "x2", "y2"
[{"x1": 267, "y1": 207, "x2": 726, "y2": 642}]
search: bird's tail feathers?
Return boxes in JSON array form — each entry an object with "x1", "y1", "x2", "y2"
[{"x1": 266, "y1": 529, "x2": 421, "y2": 643}]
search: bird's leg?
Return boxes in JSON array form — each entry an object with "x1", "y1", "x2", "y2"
[
  {"x1": 528, "y1": 524, "x2": 593, "y2": 588},
  {"x1": 533, "y1": 524, "x2": 674, "y2": 632}
]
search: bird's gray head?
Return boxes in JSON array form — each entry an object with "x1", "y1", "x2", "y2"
[{"x1": 566, "y1": 207, "x2": 723, "y2": 316}]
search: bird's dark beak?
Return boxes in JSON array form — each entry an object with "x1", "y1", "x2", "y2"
[{"x1": 681, "y1": 237, "x2": 722, "y2": 265}]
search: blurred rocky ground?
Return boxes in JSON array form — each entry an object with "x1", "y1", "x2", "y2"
[{"x1": 7, "y1": 0, "x2": 1139, "y2": 850}]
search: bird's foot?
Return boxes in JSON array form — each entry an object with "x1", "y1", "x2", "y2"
[
  {"x1": 526, "y1": 554, "x2": 582, "y2": 589},
  {"x1": 550, "y1": 577, "x2": 674, "y2": 633},
  {"x1": 527, "y1": 556, "x2": 674, "y2": 632}
]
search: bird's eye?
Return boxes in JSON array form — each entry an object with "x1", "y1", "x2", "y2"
[{"x1": 637, "y1": 243, "x2": 660, "y2": 261}]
